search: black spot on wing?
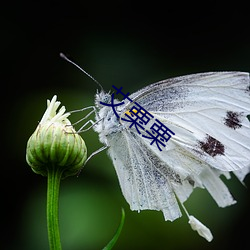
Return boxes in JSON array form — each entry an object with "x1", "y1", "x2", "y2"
[
  {"x1": 224, "y1": 111, "x2": 243, "y2": 130},
  {"x1": 199, "y1": 135, "x2": 225, "y2": 157},
  {"x1": 246, "y1": 84, "x2": 250, "y2": 94},
  {"x1": 186, "y1": 177, "x2": 195, "y2": 186}
]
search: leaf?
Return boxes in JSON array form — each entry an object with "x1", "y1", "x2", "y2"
[{"x1": 102, "y1": 208, "x2": 125, "y2": 250}]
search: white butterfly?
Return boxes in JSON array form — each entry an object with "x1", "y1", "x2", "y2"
[
  {"x1": 84, "y1": 71, "x2": 249, "y2": 242},
  {"x1": 59, "y1": 53, "x2": 250, "y2": 242}
]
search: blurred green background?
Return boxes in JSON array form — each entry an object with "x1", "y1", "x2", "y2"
[{"x1": 2, "y1": 2, "x2": 250, "y2": 250}]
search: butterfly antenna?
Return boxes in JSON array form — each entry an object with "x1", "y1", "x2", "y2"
[{"x1": 60, "y1": 53, "x2": 104, "y2": 91}]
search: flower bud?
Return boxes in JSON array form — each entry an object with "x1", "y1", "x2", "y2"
[{"x1": 26, "y1": 95, "x2": 87, "y2": 178}]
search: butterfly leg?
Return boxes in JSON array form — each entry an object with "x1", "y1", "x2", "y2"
[
  {"x1": 77, "y1": 117, "x2": 105, "y2": 133},
  {"x1": 85, "y1": 145, "x2": 108, "y2": 165},
  {"x1": 70, "y1": 106, "x2": 96, "y2": 126},
  {"x1": 68, "y1": 106, "x2": 102, "y2": 132},
  {"x1": 77, "y1": 145, "x2": 108, "y2": 176}
]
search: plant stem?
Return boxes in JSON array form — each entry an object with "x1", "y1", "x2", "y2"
[{"x1": 47, "y1": 165, "x2": 63, "y2": 250}]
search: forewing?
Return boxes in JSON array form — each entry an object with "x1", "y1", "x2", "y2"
[{"x1": 127, "y1": 72, "x2": 250, "y2": 174}]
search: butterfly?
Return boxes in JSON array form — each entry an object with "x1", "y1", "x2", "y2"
[
  {"x1": 61, "y1": 55, "x2": 250, "y2": 241},
  {"x1": 91, "y1": 71, "x2": 250, "y2": 241}
]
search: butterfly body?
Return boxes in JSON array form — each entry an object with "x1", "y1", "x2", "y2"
[{"x1": 94, "y1": 92, "x2": 125, "y2": 144}]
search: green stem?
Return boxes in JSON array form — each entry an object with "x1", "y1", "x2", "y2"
[{"x1": 47, "y1": 165, "x2": 63, "y2": 250}]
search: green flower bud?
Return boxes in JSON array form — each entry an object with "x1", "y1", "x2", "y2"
[{"x1": 26, "y1": 95, "x2": 87, "y2": 178}]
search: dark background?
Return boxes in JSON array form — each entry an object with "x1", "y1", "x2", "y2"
[{"x1": 2, "y1": 1, "x2": 250, "y2": 250}]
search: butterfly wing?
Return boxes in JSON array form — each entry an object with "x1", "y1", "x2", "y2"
[{"x1": 127, "y1": 72, "x2": 250, "y2": 173}]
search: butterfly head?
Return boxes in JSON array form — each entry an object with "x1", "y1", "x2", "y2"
[{"x1": 95, "y1": 90, "x2": 112, "y2": 109}]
